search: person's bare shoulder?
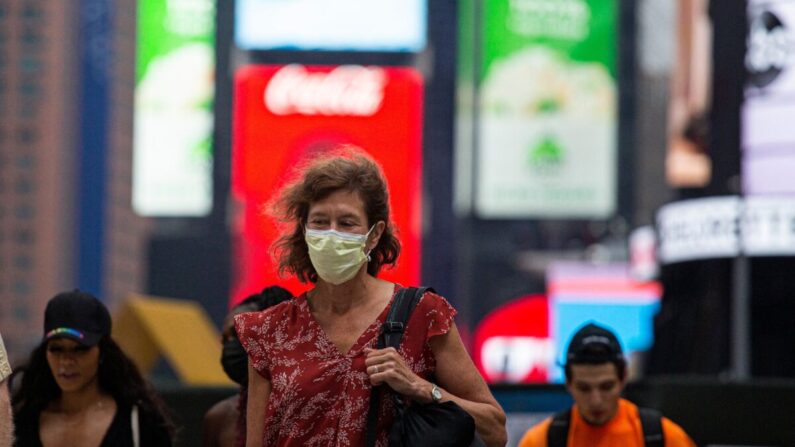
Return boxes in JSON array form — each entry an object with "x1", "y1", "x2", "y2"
[{"x1": 202, "y1": 395, "x2": 240, "y2": 447}]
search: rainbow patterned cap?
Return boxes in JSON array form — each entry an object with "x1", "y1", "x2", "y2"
[{"x1": 44, "y1": 290, "x2": 111, "y2": 346}]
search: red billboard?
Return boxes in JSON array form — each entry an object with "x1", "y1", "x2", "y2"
[
  {"x1": 231, "y1": 64, "x2": 424, "y2": 304},
  {"x1": 473, "y1": 294, "x2": 552, "y2": 383}
]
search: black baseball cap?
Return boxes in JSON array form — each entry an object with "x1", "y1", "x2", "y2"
[
  {"x1": 566, "y1": 322, "x2": 624, "y2": 365},
  {"x1": 44, "y1": 290, "x2": 112, "y2": 347}
]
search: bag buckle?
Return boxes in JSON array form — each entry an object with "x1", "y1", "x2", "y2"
[{"x1": 383, "y1": 321, "x2": 405, "y2": 333}]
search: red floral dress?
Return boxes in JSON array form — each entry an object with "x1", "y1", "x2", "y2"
[{"x1": 234, "y1": 285, "x2": 456, "y2": 447}]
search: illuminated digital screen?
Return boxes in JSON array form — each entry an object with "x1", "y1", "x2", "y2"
[
  {"x1": 231, "y1": 64, "x2": 424, "y2": 303},
  {"x1": 473, "y1": 263, "x2": 661, "y2": 384},
  {"x1": 743, "y1": 0, "x2": 795, "y2": 195},
  {"x1": 133, "y1": 0, "x2": 215, "y2": 216},
  {"x1": 234, "y1": 0, "x2": 427, "y2": 52},
  {"x1": 474, "y1": 0, "x2": 618, "y2": 218}
]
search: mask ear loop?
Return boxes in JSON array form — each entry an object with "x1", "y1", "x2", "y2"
[{"x1": 364, "y1": 224, "x2": 376, "y2": 262}]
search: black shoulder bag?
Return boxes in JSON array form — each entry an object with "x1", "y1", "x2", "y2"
[{"x1": 364, "y1": 287, "x2": 481, "y2": 447}]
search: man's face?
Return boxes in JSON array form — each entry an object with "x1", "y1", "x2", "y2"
[{"x1": 566, "y1": 362, "x2": 625, "y2": 426}]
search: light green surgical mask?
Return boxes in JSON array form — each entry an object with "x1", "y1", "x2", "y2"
[{"x1": 305, "y1": 225, "x2": 374, "y2": 285}]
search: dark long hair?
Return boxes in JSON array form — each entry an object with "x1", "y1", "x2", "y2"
[{"x1": 11, "y1": 336, "x2": 176, "y2": 437}]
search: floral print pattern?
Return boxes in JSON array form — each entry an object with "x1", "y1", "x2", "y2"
[{"x1": 235, "y1": 286, "x2": 457, "y2": 447}]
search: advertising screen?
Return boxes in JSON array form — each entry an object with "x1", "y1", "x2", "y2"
[
  {"x1": 666, "y1": 0, "x2": 713, "y2": 189},
  {"x1": 471, "y1": 263, "x2": 661, "y2": 384},
  {"x1": 234, "y1": 0, "x2": 427, "y2": 52},
  {"x1": 231, "y1": 64, "x2": 424, "y2": 303},
  {"x1": 656, "y1": 196, "x2": 795, "y2": 264},
  {"x1": 475, "y1": 0, "x2": 618, "y2": 218},
  {"x1": 548, "y1": 266, "x2": 661, "y2": 383},
  {"x1": 133, "y1": 0, "x2": 215, "y2": 216},
  {"x1": 743, "y1": 0, "x2": 795, "y2": 195}
]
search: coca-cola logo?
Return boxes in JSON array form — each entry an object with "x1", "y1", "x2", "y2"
[{"x1": 264, "y1": 65, "x2": 386, "y2": 116}]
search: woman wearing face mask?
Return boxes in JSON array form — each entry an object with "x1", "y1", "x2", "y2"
[
  {"x1": 234, "y1": 147, "x2": 507, "y2": 447},
  {"x1": 11, "y1": 290, "x2": 174, "y2": 446},
  {"x1": 202, "y1": 286, "x2": 293, "y2": 447}
]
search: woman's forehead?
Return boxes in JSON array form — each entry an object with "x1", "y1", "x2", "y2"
[
  {"x1": 309, "y1": 190, "x2": 366, "y2": 215},
  {"x1": 47, "y1": 338, "x2": 81, "y2": 348}
]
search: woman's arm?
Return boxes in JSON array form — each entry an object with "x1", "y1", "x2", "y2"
[
  {"x1": 245, "y1": 362, "x2": 271, "y2": 447},
  {"x1": 365, "y1": 322, "x2": 507, "y2": 447},
  {"x1": 427, "y1": 323, "x2": 507, "y2": 446}
]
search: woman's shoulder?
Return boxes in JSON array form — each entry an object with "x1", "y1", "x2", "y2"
[
  {"x1": 234, "y1": 296, "x2": 299, "y2": 327},
  {"x1": 402, "y1": 286, "x2": 457, "y2": 337},
  {"x1": 414, "y1": 288, "x2": 456, "y2": 312},
  {"x1": 203, "y1": 395, "x2": 240, "y2": 438},
  {"x1": 203, "y1": 395, "x2": 239, "y2": 422}
]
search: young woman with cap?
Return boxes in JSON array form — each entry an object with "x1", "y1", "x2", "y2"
[{"x1": 11, "y1": 290, "x2": 174, "y2": 446}]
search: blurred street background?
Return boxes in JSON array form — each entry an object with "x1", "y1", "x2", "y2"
[{"x1": 2, "y1": 0, "x2": 795, "y2": 445}]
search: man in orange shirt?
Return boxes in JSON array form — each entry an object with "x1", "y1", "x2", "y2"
[{"x1": 518, "y1": 323, "x2": 695, "y2": 447}]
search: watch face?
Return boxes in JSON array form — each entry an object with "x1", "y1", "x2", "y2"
[{"x1": 432, "y1": 386, "x2": 442, "y2": 402}]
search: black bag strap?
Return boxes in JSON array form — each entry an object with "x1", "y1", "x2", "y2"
[
  {"x1": 638, "y1": 407, "x2": 664, "y2": 447},
  {"x1": 547, "y1": 406, "x2": 664, "y2": 447},
  {"x1": 380, "y1": 286, "x2": 430, "y2": 349},
  {"x1": 365, "y1": 287, "x2": 433, "y2": 447},
  {"x1": 546, "y1": 409, "x2": 571, "y2": 447}
]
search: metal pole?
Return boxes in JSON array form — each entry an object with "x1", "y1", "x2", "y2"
[{"x1": 731, "y1": 253, "x2": 751, "y2": 379}]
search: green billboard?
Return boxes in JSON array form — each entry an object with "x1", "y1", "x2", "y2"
[
  {"x1": 133, "y1": 0, "x2": 216, "y2": 216},
  {"x1": 475, "y1": 0, "x2": 618, "y2": 218}
]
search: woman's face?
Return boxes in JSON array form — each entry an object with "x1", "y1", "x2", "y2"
[
  {"x1": 46, "y1": 338, "x2": 101, "y2": 393},
  {"x1": 307, "y1": 189, "x2": 371, "y2": 235}
]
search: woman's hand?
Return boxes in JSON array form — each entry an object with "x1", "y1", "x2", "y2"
[{"x1": 364, "y1": 347, "x2": 433, "y2": 403}]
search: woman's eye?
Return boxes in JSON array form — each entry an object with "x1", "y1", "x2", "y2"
[{"x1": 48, "y1": 347, "x2": 63, "y2": 354}]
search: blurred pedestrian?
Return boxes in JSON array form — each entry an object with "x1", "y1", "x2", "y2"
[
  {"x1": 518, "y1": 322, "x2": 695, "y2": 447},
  {"x1": 202, "y1": 286, "x2": 293, "y2": 447},
  {"x1": 235, "y1": 147, "x2": 507, "y2": 446},
  {"x1": 1, "y1": 331, "x2": 13, "y2": 447},
  {"x1": 11, "y1": 290, "x2": 175, "y2": 446}
]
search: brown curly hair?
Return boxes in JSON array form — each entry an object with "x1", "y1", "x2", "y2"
[{"x1": 271, "y1": 146, "x2": 401, "y2": 283}]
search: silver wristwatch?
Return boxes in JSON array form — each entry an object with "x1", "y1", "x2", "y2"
[{"x1": 430, "y1": 383, "x2": 443, "y2": 403}]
